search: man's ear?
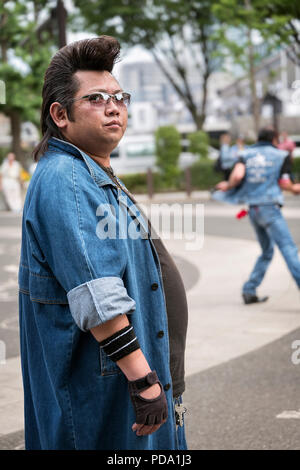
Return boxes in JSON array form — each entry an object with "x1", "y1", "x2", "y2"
[{"x1": 50, "y1": 102, "x2": 68, "y2": 130}]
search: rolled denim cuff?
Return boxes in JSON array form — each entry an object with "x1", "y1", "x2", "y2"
[{"x1": 67, "y1": 276, "x2": 136, "y2": 331}]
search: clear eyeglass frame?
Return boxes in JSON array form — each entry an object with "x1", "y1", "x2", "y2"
[{"x1": 71, "y1": 91, "x2": 131, "y2": 107}]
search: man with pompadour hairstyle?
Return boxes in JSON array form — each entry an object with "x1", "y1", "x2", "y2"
[{"x1": 18, "y1": 36, "x2": 188, "y2": 450}]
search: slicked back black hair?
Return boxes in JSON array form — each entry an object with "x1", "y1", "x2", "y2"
[{"x1": 33, "y1": 36, "x2": 120, "y2": 161}]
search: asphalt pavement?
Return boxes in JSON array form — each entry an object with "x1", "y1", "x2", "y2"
[{"x1": 0, "y1": 190, "x2": 299, "y2": 450}]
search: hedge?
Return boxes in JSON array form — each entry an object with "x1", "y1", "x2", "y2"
[
  {"x1": 292, "y1": 157, "x2": 300, "y2": 181},
  {"x1": 119, "y1": 160, "x2": 221, "y2": 194}
]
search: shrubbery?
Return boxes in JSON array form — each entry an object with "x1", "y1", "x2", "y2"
[
  {"x1": 155, "y1": 126, "x2": 181, "y2": 188},
  {"x1": 189, "y1": 160, "x2": 221, "y2": 189},
  {"x1": 292, "y1": 157, "x2": 300, "y2": 181},
  {"x1": 188, "y1": 130, "x2": 209, "y2": 159},
  {"x1": 120, "y1": 160, "x2": 221, "y2": 194}
]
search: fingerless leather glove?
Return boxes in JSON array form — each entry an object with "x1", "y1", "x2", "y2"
[{"x1": 128, "y1": 370, "x2": 168, "y2": 425}]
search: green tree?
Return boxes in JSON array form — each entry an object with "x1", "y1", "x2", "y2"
[
  {"x1": 72, "y1": 0, "x2": 222, "y2": 130},
  {"x1": 0, "y1": 1, "x2": 59, "y2": 164},
  {"x1": 155, "y1": 125, "x2": 181, "y2": 188},
  {"x1": 188, "y1": 130, "x2": 209, "y2": 159},
  {"x1": 213, "y1": 0, "x2": 300, "y2": 133},
  {"x1": 213, "y1": 0, "x2": 271, "y2": 134},
  {"x1": 253, "y1": 1, "x2": 300, "y2": 66}
]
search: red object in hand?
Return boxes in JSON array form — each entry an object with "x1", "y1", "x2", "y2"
[{"x1": 236, "y1": 209, "x2": 248, "y2": 219}]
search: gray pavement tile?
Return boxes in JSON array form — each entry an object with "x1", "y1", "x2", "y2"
[{"x1": 0, "y1": 430, "x2": 24, "y2": 450}]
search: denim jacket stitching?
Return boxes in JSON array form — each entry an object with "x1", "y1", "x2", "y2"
[
  {"x1": 29, "y1": 296, "x2": 68, "y2": 304},
  {"x1": 30, "y1": 271, "x2": 57, "y2": 280},
  {"x1": 72, "y1": 158, "x2": 94, "y2": 281},
  {"x1": 50, "y1": 137, "x2": 118, "y2": 189},
  {"x1": 19, "y1": 288, "x2": 29, "y2": 295},
  {"x1": 63, "y1": 321, "x2": 77, "y2": 449},
  {"x1": 19, "y1": 288, "x2": 68, "y2": 304},
  {"x1": 99, "y1": 347, "x2": 122, "y2": 376}
]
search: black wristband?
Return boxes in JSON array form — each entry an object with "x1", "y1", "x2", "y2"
[{"x1": 99, "y1": 324, "x2": 140, "y2": 362}]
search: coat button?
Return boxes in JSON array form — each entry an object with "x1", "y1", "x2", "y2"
[
  {"x1": 164, "y1": 383, "x2": 171, "y2": 392},
  {"x1": 151, "y1": 283, "x2": 158, "y2": 291},
  {"x1": 157, "y1": 330, "x2": 164, "y2": 338}
]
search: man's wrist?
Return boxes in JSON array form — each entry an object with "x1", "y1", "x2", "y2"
[
  {"x1": 117, "y1": 348, "x2": 152, "y2": 381},
  {"x1": 292, "y1": 183, "x2": 300, "y2": 194}
]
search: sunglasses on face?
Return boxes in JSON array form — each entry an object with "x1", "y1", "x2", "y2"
[{"x1": 72, "y1": 91, "x2": 131, "y2": 107}]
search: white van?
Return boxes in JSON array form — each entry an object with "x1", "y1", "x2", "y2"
[{"x1": 111, "y1": 133, "x2": 218, "y2": 175}]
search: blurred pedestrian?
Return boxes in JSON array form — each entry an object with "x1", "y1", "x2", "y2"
[
  {"x1": 230, "y1": 135, "x2": 247, "y2": 159},
  {"x1": 213, "y1": 127, "x2": 300, "y2": 304},
  {"x1": 18, "y1": 36, "x2": 188, "y2": 450},
  {"x1": 278, "y1": 131, "x2": 296, "y2": 161},
  {"x1": 218, "y1": 132, "x2": 233, "y2": 180},
  {"x1": 0, "y1": 152, "x2": 23, "y2": 213}
]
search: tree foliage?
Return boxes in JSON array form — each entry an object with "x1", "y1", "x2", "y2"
[
  {"x1": 0, "y1": 1, "x2": 56, "y2": 161},
  {"x1": 72, "y1": 0, "x2": 222, "y2": 130},
  {"x1": 155, "y1": 125, "x2": 181, "y2": 187},
  {"x1": 252, "y1": 1, "x2": 300, "y2": 66},
  {"x1": 212, "y1": 0, "x2": 281, "y2": 133},
  {"x1": 188, "y1": 130, "x2": 209, "y2": 159}
]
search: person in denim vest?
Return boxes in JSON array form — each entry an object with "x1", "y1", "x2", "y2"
[
  {"x1": 219, "y1": 133, "x2": 233, "y2": 180},
  {"x1": 213, "y1": 127, "x2": 300, "y2": 304},
  {"x1": 18, "y1": 36, "x2": 188, "y2": 450}
]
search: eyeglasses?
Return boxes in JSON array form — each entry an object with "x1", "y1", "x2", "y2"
[{"x1": 71, "y1": 91, "x2": 131, "y2": 107}]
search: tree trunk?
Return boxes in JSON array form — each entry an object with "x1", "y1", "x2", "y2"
[
  {"x1": 0, "y1": 12, "x2": 8, "y2": 62},
  {"x1": 193, "y1": 112, "x2": 205, "y2": 130},
  {"x1": 56, "y1": 0, "x2": 67, "y2": 48},
  {"x1": 152, "y1": 52, "x2": 207, "y2": 131},
  {"x1": 245, "y1": 0, "x2": 260, "y2": 136},
  {"x1": 0, "y1": 42, "x2": 7, "y2": 62},
  {"x1": 248, "y1": 29, "x2": 260, "y2": 136},
  {"x1": 0, "y1": 29, "x2": 25, "y2": 166},
  {"x1": 8, "y1": 110, "x2": 25, "y2": 166}
]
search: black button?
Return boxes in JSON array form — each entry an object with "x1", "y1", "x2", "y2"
[
  {"x1": 157, "y1": 330, "x2": 164, "y2": 338},
  {"x1": 164, "y1": 383, "x2": 171, "y2": 392},
  {"x1": 151, "y1": 283, "x2": 158, "y2": 291}
]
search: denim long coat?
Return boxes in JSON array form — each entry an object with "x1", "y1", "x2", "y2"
[{"x1": 18, "y1": 137, "x2": 178, "y2": 450}]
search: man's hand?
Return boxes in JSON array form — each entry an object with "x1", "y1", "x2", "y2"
[
  {"x1": 279, "y1": 179, "x2": 300, "y2": 194},
  {"x1": 131, "y1": 382, "x2": 166, "y2": 436},
  {"x1": 90, "y1": 317, "x2": 168, "y2": 437},
  {"x1": 215, "y1": 181, "x2": 230, "y2": 192},
  {"x1": 292, "y1": 183, "x2": 300, "y2": 194},
  {"x1": 128, "y1": 371, "x2": 168, "y2": 437}
]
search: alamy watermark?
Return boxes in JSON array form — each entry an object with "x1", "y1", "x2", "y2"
[
  {"x1": 291, "y1": 340, "x2": 300, "y2": 365},
  {"x1": 0, "y1": 80, "x2": 6, "y2": 104},
  {"x1": 95, "y1": 198, "x2": 204, "y2": 251},
  {"x1": 0, "y1": 340, "x2": 6, "y2": 365}
]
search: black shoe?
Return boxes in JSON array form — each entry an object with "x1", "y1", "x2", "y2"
[{"x1": 242, "y1": 293, "x2": 269, "y2": 305}]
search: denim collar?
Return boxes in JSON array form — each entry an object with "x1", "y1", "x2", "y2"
[
  {"x1": 48, "y1": 137, "x2": 117, "y2": 188},
  {"x1": 251, "y1": 141, "x2": 276, "y2": 149}
]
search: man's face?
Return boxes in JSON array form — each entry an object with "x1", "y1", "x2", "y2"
[
  {"x1": 221, "y1": 134, "x2": 231, "y2": 145},
  {"x1": 7, "y1": 152, "x2": 15, "y2": 162},
  {"x1": 60, "y1": 70, "x2": 128, "y2": 157}
]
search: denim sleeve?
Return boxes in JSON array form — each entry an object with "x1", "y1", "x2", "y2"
[
  {"x1": 67, "y1": 277, "x2": 136, "y2": 331},
  {"x1": 220, "y1": 145, "x2": 233, "y2": 169},
  {"x1": 29, "y1": 157, "x2": 136, "y2": 330}
]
